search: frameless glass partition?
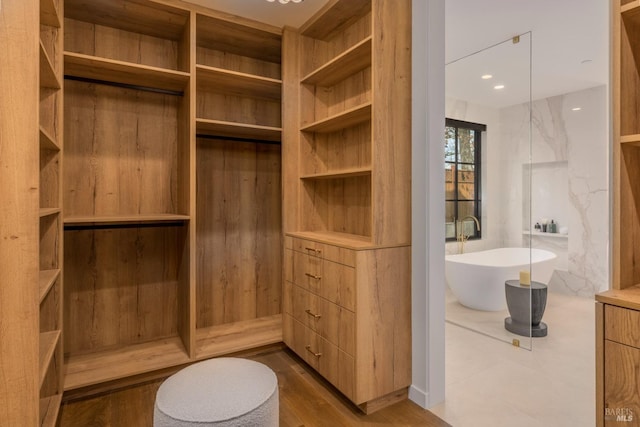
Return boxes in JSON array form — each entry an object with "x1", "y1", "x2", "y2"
[{"x1": 444, "y1": 33, "x2": 534, "y2": 350}]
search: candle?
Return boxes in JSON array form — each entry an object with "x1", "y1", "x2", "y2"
[{"x1": 520, "y1": 270, "x2": 531, "y2": 286}]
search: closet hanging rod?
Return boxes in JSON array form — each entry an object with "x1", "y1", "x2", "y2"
[
  {"x1": 196, "y1": 133, "x2": 281, "y2": 145},
  {"x1": 64, "y1": 75, "x2": 184, "y2": 97}
]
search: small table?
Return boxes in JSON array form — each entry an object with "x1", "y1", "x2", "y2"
[{"x1": 504, "y1": 280, "x2": 548, "y2": 337}]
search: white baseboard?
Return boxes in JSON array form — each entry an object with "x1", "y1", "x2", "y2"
[{"x1": 408, "y1": 385, "x2": 429, "y2": 409}]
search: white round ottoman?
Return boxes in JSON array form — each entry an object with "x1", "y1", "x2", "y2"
[{"x1": 153, "y1": 357, "x2": 278, "y2": 427}]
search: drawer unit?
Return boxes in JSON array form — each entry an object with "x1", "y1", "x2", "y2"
[
  {"x1": 604, "y1": 304, "x2": 640, "y2": 348},
  {"x1": 283, "y1": 236, "x2": 410, "y2": 410},
  {"x1": 283, "y1": 281, "x2": 355, "y2": 355},
  {"x1": 283, "y1": 314, "x2": 355, "y2": 400}
]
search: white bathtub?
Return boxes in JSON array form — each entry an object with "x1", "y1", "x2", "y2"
[{"x1": 445, "y1": 247, "x2": 556, "y2": 311}]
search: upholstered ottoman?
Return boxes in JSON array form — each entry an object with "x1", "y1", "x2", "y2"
[{"x1": 153, "y1": 358, "x2": 278, "y2": 427}]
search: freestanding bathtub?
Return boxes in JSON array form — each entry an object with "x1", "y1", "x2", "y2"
[{"x1": 445, "y1": 247, "x2": 556, "y2": 311}]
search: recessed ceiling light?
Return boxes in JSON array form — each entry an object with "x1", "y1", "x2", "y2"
[
  {"x1": 494, "y1": 85, "x2": 505, "y2": 90},
  {"x1": 481, "y1": 74, "x2": 493, "y2": 80},
  {"x1": 572, "y1": 107, "x2": 582, "y2": 111}
]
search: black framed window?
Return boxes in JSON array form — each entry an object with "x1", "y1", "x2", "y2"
[{"x1": 445, "y1": 118, "x2": 485, "y2": 241}]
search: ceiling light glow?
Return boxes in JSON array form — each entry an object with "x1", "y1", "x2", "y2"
[
  {"x1": 572, "y1": 107, "x2": 582, "y2": 111},
  {"x1": 481, "y1": 74, "x2": 493, "y2": 80},
  {"x1": 494, "y1": 85, "x2": 505, "y2": 90}
]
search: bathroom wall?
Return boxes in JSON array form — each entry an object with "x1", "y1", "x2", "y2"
[
  {"x1": 500, "y1": 85, "x2": 609, "y2": 295},
  {"x1": 445, "y1": 97, "x2": 502, "y2": 255},
  {"x1": 446, "y1": 85, "x2": 608, "y2": 295}
]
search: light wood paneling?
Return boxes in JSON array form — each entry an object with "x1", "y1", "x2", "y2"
[
  {"x1": 371, "y1": 0, "x2": 412, "y2": 246},
  {"x1": 196, "y1": 138, "x2": 282, "y2": 327},
  {"x1": 64, "y1": 18, "x2": 185, "y2": 71},
  {"x1": 65, "y1": 0, "x2": 190, "y2": 41},
  {"x1": 40, "y1": 331, "x2": 61, "y2": 387},
  {"x1": 302, "y1": 37, "x2": 372, "y2": 86},
  {"x1": 40, "y1": 41, "x2": 61, "y2": 89},
  {"x1": 301, "y1": 102, "x2": 372, "y2": 134},
  {"x1": 40, "y1": 148, "x2": 60, "y2": 209},
  {"x1": 605, "y1": 304, "x2": 640, "y2": 347},
  {"x1": 63, "y1": 225, "x2": 185, "y2": 353},
  {"x1": 196, "y1": 119, "x2": 282, "y2": 142},
  {"x1": 40, "y1": 0, "x2": 61, "y2": 27},
  {"x1": 40, "y1": 394, "x2": 63, "y2": 427},
  {"x1": 196, "y1": 47, "x2": 281, "y2": 80},
  {"x1": 300, "y1": 0, "x2": 370, "y2": 41},
  {"x1": 39, "y1": 214, "x2": 60, "y2": 270},
  {"x1": 597, "y1": 303, "x2": 604, "y2": 427},
  {"x1": 196, "y1": 88, "x2": 281, "y2": 129},
  {"x1": 64, "y1": 80, "x2": 181, "y2": 217},
  {"x1": 39, "y1": 269, "x2": 61, "y2": 303},
  {"x1": 604, "y1": 340, "x2": 640, "y2": 425},
  {"x1": 355, "y1": 246, "x2": 411, "y2": 404}
]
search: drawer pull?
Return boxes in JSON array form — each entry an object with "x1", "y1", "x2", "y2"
[
  {"x1": 305, "y1": 345, "x2": 322, "y2": 358},
  {"x1": 305, "y1": 309, "x2": 322, "y2": 319},
  {"x1": 305, "y1": 273, "x2": 321, "y2": 280},
  {"x1": 305, "y1": 247, "x2": 322, "y2": 255}
]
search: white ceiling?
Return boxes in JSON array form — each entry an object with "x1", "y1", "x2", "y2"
[
  {"x1": 183, "y1": 0, "x2": 609, "y2": 109},
  {"x1": 446, "y1": 0, "x2": 609, "y2": 108},
  {"x1": 182, "y1": 0, "x2": 330, "y2": 29}
]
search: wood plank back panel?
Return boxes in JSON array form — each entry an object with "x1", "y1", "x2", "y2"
[
  {"x1": 40, "y1": 215, "x2": 61, "y2": 270},
  {"x1": 40, "y1": 149, "x2": 60, "y2": 209},
  {"x1": 300, "y1": 122, "x2": 371, "y2": 175},
  {"x1": 196, "y1": 90, "x2": 281, "y2": 128},
  {"x1": 65, "y1": 18, "x2": 182, "y2": 71},
  {"x1": 64, "y1": 226, "x2": 184, "y2": 354},
  {"x1": 196, "y1": 47, "x2": 281, "y2": 79},
  {"x1": 64, "y1": 80, "x2": 181, "y2": 217},
  {"x1": 196, "y1": 138, "x2": 282, "y2": 328},
  {"x1": 371, "y1": 0, "x2": 411, "y2": 245},
  {"x1": 40, "y1": 88, "x2": 61, "y2": 142},
  {"x1": 621, "y1": 11, "x2": 640, "y2": 135}
]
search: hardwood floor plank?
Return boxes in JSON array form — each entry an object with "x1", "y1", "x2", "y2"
[{"x1": 60, "y1": 348, "x2": 450, "y2": 427}]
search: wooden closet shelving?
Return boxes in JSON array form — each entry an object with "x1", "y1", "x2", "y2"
[
  {"x1": 38, "y1": 0, "x2": 64, "y2": 422},
  {"x1": 597, "y1": 1, "x2": 640, "y2": 425},
  {"x1": 64, "y1": 214, "x2": 190, "y2": 226},
  {"x1": 282, "y1": 0, "x2": 411, "y2": 413},
  {"x1": 196, "y1": 65, "x2": 281, "y2": 99},
  {"x1": 195, "y1": 119, "x2": 282, "y2": 141}
]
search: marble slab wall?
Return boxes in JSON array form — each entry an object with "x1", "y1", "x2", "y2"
[{"x1": 501, "y1": 85, "x2": 609, "y2": 295}]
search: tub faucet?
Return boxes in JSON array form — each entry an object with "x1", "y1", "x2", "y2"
[{"x1": 457, "y1": 215, "x2": 481, "y2": 253}]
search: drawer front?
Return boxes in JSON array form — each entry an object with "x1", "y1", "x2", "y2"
[
  {"x1": 284, "y1": 281, "x2": 355, "y2": 356},
  {"x1": 288, "y1": 249, "x2": 355, "y2": 311},
  {"x1": 289, "y1": 237, "x2": 356, "y2": 267},
  {"x1": 284, "y1": 314, "x2": 355, "y2": 400},
  {"x1": 605, "y1": 305, "x2": 640, "y2": 348}
]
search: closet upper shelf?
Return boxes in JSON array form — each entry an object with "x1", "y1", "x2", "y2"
[
  {"x1": 621, "y1": 134, "x2": 640, "y2": 146},
  {"x1": 301, "y1": 103, "x2": 371, "y2": 133},
  {"x1": 196, "y1": 119, "x2": 282, "y2": 142},
  {"x1": 196, "y1": 65, "x2": 281, "y2": 100},
  {"x1": 300, "y1": 0, "x2": 371, "y2": 40},
  {"x1": 39, "y1": 126, "x2": 60, "y2": 151},
  {"x1": 40, "y1": 42, "x2": 61, "y2": 90},
  {"x1": 64, "y1": 52, "x2": 190, "y2": 93},
  {"x1": 301, "y1": 37, "x2": 371, "y2": 87},
  {"x1": 64, "y1": 214, "x2": 190, "y2": 226},
  {"x1": 622, "y1": 1, "x2": 640, "y2": 15}
]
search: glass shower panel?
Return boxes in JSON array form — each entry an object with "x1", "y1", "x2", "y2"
[{"x1": 444, "y1": 33, "x2": 533, "y2": 350}]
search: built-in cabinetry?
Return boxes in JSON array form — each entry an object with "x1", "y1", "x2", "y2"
[
  {"x1": 596, "y1": 1, "x2": 640, "y2": 425},
  {"x1": 61, "y1": 0, "x2": 282, "y2": 394},
  {"x1": 282, "y1": 0, "x2": 412, "y2": 412},
  {"x1": 39, "y1": 0, "x2": 65, "y2": 423}
]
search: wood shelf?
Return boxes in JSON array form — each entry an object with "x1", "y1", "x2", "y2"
[
  {"x1": 196, "y1": 65, "x2": 281, "y2": 100},
  {"x1": 621, "y1": 134, "x2": 640, "y2": 146},
  {"x1": 286, "y1": 231, "x2": 375, "y2": 250},
  {"x1": 301, "y1": 37, "x2": 372, "y2": 87},
  {"x1": 622, "y1": 1, "x2": 640, "y2": 15},
  {"x1": 64, "y1": 337, "x2": 190, "y2": 391},
  {"x1": 64, "y1": 214, "x2": 190, "y2": 226},
  {"x1": 300, "y1": 0, "x2": 371, "y2": 40},
  {"x1": 301, "y1": 103, "x2": 371, "y2": 133},
  {"x1": 597, "y1": 285, "x2": 640, "y2": 311},
  {"x1": 40, "y1": 0, "x2": 61, "y2": 28},
  {"x1": 39, "y1": 208, "x2": 60, "y2": 218},
  {"x1": 196, "y1": 118, "x2": 282, "y2": 142},
  {"x1": 300, "y1": 167, "x2": 372, "y2": 180},
  {"x1": 195, "y1": 315, "x2": 282, "y2": 360},
  {"x1": 39, "y1": 269, "x2": 60, "y2": 304},
  {"x1": 39, "y1": 394, "x2": 63, "y2": 427},
  {"x1": 39, "y1": 330, "x2": 61, "y2": 388},
  {"x1": 39, "y1": 126, "x2": 60, "y2": 152},
  {"x1": 40, "y1": 42, "x2": 60, "y2": 90},
  {"x1": 64, "y1": 52, "x2": 190, "y2": 93}
]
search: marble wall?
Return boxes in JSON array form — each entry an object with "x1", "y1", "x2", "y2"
[{"x1": 446, "y1": 85, "x2": 609, "y2": 295}]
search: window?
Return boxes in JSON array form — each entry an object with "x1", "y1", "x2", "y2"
[{"x1": 445, "y1": 118, "x2": 485, "y2": 241}]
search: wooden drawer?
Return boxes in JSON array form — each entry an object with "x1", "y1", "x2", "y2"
[
  {"x1": 286, "y1": 236, "x2": 356, "y2": 267},
  {"x1": 283, "y1": 314, "x2": 355, "y2": 400},
  {"x1": 285, "y1": 248, "x2": 355, "y2": 311},
  {"x1": 604, "y1": 340, "x2": 640, "y2": 425},
  {"x1": 605, "y1": 305, "x2": 640, "y2": 348},
  {"x1": 283, "y1": 281, "x2": 355, "y2": 355}
]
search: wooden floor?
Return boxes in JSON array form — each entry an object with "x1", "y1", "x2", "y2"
[{"x1": 59, "y1": 346, "x2": 450, "y2": 427}]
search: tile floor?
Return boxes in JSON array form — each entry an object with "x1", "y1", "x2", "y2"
[{"x1": 430, "y1": 289, "x2": 595, "y2": 427}]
